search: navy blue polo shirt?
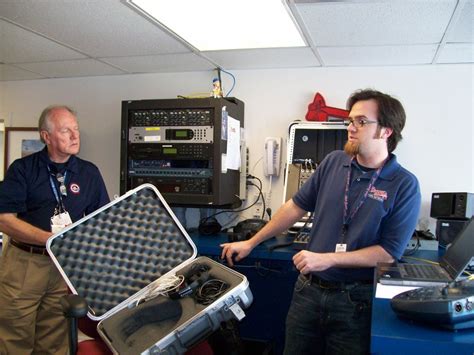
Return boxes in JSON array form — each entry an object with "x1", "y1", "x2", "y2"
[
  {"x1": 0, "y1": 147, "x2": 109, "y2": 232},
  {"x1": 293, "y1": 150, "x2": 421, "y2": 282}
]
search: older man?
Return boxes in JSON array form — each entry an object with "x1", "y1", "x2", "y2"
[{"x1": 0, "y1": 105, "x2": 109, "y2": 354}]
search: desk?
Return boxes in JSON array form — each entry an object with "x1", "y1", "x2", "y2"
[
  {"x1": 190, "y1": 233, "x2": 298, "y2": 354},
  {"x1": 371, "y1": 250, "x2": 474, "y2": 354},
  {"x1": 192, "y1": 235, "x2": 474, "y2": 354}
]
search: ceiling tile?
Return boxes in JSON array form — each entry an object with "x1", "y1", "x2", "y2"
[
  {"x1": 446, "y1": 0, "x2": 473, "y2": 43},
  {"x1": 319, "y1": 45, "x2": 438, "y2": 66},
  {"x1": 294, "y1": 1, "x2": 457, "y2": 46},
  {"x1": 101, "y1": 53, "x2": 215, "y2": 73},
  {"x1": 204, "y1": 47, "x2": 320, "y2": 69},
  {"x1": 0, "y1": 1, "x2": 190, "y2": 57},
  {"x1": 436, "y1": 43, "x2": 474, "y2": 63},
  {"x1": 15, "y1": 59, "x2": 126, "y2": 78},
  {"x1": 0, "y1": 0, "x2": 469, "y2": 77},
  {"x1": 0, "y1": 64, "x2": 46, "y2": 81},
  {"x1": 0, "y1": 20, "x2": 87, "y2": 63}
]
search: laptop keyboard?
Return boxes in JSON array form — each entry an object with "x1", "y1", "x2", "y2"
[{"x1": 402, "y1": 264, "x2": 447, "y2": 279}]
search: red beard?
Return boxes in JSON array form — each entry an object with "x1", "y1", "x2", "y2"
[{"x1": 344, "y1": 140, "x2": 359, "y2": 156}]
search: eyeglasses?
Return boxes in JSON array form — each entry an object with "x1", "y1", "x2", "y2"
[{"x1": 344, "y1": 118, "x2": 378, "y2": 128}]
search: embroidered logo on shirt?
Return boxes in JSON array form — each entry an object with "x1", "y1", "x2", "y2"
[
  {"x1": 368, "y1": 187, "x2": 387, "y2": 202},
  {"x1": 70, "y1": 183, "x2": 80, "y2": 194}
]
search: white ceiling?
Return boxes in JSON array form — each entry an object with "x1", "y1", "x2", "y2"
[{"x1": 0, "y1": 0, "x2": 472, "y2": 81}]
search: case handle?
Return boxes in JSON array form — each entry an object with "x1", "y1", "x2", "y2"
[{"x1": 176, "y1": 314, "x2": 214, "y2": 348}]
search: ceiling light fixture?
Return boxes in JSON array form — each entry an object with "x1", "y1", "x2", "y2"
[{"x1": 127, "y1": 0, "x2": 306, "y2": 51}]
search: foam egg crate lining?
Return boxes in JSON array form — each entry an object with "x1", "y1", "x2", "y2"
[{"x1": 49, "y1": 186, "x2": 194, "y2": 317}]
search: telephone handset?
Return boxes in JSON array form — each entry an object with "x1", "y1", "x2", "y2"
[{"x1": 264, "y1": 137, "x2": 282, "y2": 177}]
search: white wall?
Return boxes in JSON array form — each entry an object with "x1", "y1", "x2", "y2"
[{"x1": 1, "y1": 64, "x2": 473, "y2": 231}]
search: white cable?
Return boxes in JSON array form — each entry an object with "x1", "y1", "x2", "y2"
[
  {"x1": 133, "y1": 275, "x2": 185, "y2": 306},
  {"x1": 251, "y1": 156, "x2": 263, "y2": 175},
  {"x1": 266, "y1": 175, "x2": 273, "y2": 215}
]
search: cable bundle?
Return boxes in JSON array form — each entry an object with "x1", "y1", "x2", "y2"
[{"x1": 194, "y1": 279, "x2": 229, "y2": 306}]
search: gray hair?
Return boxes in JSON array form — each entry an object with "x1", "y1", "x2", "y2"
[{"x1": 38, "y1": 105, "x2": 76, "y2": 143}]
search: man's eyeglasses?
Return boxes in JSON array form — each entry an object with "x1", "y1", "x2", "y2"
[{"x1": 344, "y1": 118, "x2": 378, "y2": 128}]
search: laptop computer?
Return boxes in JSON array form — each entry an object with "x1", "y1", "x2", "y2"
[{"x1": 378, "y1": 218, "x2": 474, "y2": 286}]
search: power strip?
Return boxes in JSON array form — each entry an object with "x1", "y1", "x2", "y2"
[{"x1": 405, "y1": 238, "x2": 439, "y2": 251}]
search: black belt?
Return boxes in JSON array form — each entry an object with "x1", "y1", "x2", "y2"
[
  {"x1": 10, "y1": 239, "x2": 49, "y2": 256},
  {"x1": 306, "y1": 274, "x2": 372, "y2": 290}
]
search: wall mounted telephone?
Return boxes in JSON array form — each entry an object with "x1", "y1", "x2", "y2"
[{"x1": 264, "y1": 137, "x2": 282, "y2": 177}]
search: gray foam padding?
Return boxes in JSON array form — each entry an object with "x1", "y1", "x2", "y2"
[{"x1": 49, "y1": 186, "x2": 194, "y2": 317}]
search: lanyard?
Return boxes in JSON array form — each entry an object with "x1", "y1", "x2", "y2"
[
  {"x1": 342, "y1": 157, "x2": 386, "y2": 241},
  {"x1": 47, "y1": 166, "x2": 67, "y2": 212}
]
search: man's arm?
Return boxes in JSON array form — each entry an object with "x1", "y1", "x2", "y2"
[
  {"x1": 0, "y1": 213, "x2": 52, "y2": 246},
  {"x1": 221, "y1": 199, "x2": 307, "y2": 266},
  {"x1": 293, "y1": 245, "x2": 394, "y2": 275}
]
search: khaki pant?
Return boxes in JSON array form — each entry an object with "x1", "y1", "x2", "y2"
[{"x1": 0, "y1": 242, "x2": 68, "y2": 355}]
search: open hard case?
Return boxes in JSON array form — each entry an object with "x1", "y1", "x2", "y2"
[{"x1": 46, "y1": 184, "x2": 253, "y2": 355}]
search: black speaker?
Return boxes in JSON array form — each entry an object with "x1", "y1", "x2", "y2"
[
  {"x1": 430, "y1": 192, "x2": 474, "y2": 219},
  {"x1": 436, "y1": 219, "x2": 470, "y2": 248}
]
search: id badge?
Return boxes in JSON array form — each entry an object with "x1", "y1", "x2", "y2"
[
  {"x1": 335, "y1": 243, "x2": 347, "y2": 253},
  {"x1": 51, "y1": 211, "x2": 73, "y2": 233}
]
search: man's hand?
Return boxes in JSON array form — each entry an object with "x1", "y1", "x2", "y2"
[
  {"x1": 0, "y1": 213, "x2": 52, "y2": 245},
  {"x1": 220, "y1": 240, "x2": 254, "y2": 267},
  {"x1": 293, "y1": 250, "x2": 335, "y2": 275}
]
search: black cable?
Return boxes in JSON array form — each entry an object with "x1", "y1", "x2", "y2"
[
  {"x1": 247, "y1": 174, "x2": 262, "y2": 191},
  {"x1": 293, "y1": 212, "x2": 314, "y2": 243},
  {"x1": 252, "y1": 182, "x2": 265, "y2": 220},
  {"x1": 232, "y1": 262, "x2": 283, "y2": 278},
  {"x1": 194, "y1": 279, "x2": 229, "y2": 305},
  {"x1": 246, "y1": 175, "x2": 265, "y2": 219},
  {"x1": 199, "y1": 179, "x2": 263, "y2": 224},
  {"x1": 266, "y1": 208, "x2": 272, "y2": 220},
  {"x1": 247, "y1": 174, "x2": 263, "y2": 190}
]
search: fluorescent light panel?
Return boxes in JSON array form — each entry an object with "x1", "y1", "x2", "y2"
[{"x1": 130, "y1": 0, "x2": 306, "y2": 51}]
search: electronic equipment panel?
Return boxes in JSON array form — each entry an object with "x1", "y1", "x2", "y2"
[
  {"x1": 287, "y1": 121, "x2": 347, "y2": 165},
  {"x1": 283, "y1": 122, "x2": 348, "y2": 248},
  {"x1": 391, "y1": 281, "x2": 474, "y2": 330},
  {"x1": 120, "y1": 98, "x2": 244, "y2": 207},
  {"x1": 284, "y1": 121, "x2": 347, "y2": 202}
]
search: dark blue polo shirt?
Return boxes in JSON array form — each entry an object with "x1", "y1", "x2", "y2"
[
  {"x1": 293, "y1": 150, "x2": 421, "y2": 282},
  {"x1": 0, "y1": 147, "x2": 109, "y2": 232}
]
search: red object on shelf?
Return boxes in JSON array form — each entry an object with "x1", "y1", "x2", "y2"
[{"x1": 305, "y1": 92, "x2": 349, "y2": 122}]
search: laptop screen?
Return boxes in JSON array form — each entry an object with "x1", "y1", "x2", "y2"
[{"x1": 440, "y1": 218, "x2": 474, "y2": 279}]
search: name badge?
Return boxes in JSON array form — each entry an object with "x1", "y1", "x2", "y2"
[
  {"x1": 335, "y1": 243, "x2": 347, "y2": 253},
  {"x1": 51, "y1": 211, "x2": 73, "y2": 233}
]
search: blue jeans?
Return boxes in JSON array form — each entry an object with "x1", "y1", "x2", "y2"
[{"x1": 284, "y1": 274, "x2": 373, "y2": 355}]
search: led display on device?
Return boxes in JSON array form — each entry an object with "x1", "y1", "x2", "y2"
[{"x1": 163, "y1": 148, "x2": 177, "y2": 154}]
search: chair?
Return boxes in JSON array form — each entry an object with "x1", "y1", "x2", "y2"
[
  {"x1": 60, "y1": 294, "x2": 110, "y2": 355},
  {"x1": 61, "y1": 294, "x2": 213, "y2": 355}
]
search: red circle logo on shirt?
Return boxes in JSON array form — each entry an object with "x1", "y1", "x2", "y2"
[{"x1": 70, "y1": 183, "x2": 80, "y2": 194}]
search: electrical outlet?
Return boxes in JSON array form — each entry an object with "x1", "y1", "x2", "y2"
[
  {"x1": 254, "y1": 205, "x2": 263, "y2": 219},
  {"x1": 253, "y1": 194, "x2": 263, "y2": 218}
]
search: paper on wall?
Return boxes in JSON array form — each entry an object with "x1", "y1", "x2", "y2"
[{"x1": 225, "y1": 115, "x2": 241, "y2": 170}]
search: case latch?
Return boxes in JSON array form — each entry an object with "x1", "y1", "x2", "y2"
[{"x1": 224, "y1": 296, "x2": 245, "y2": 321}]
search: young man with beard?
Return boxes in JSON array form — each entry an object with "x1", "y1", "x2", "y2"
[
  {"x1": 220, "y1": 89, "x2": 421, "y2": 354},
  {"x1": 0, "y1": 106, "x2": 109, "y2": 354}
]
